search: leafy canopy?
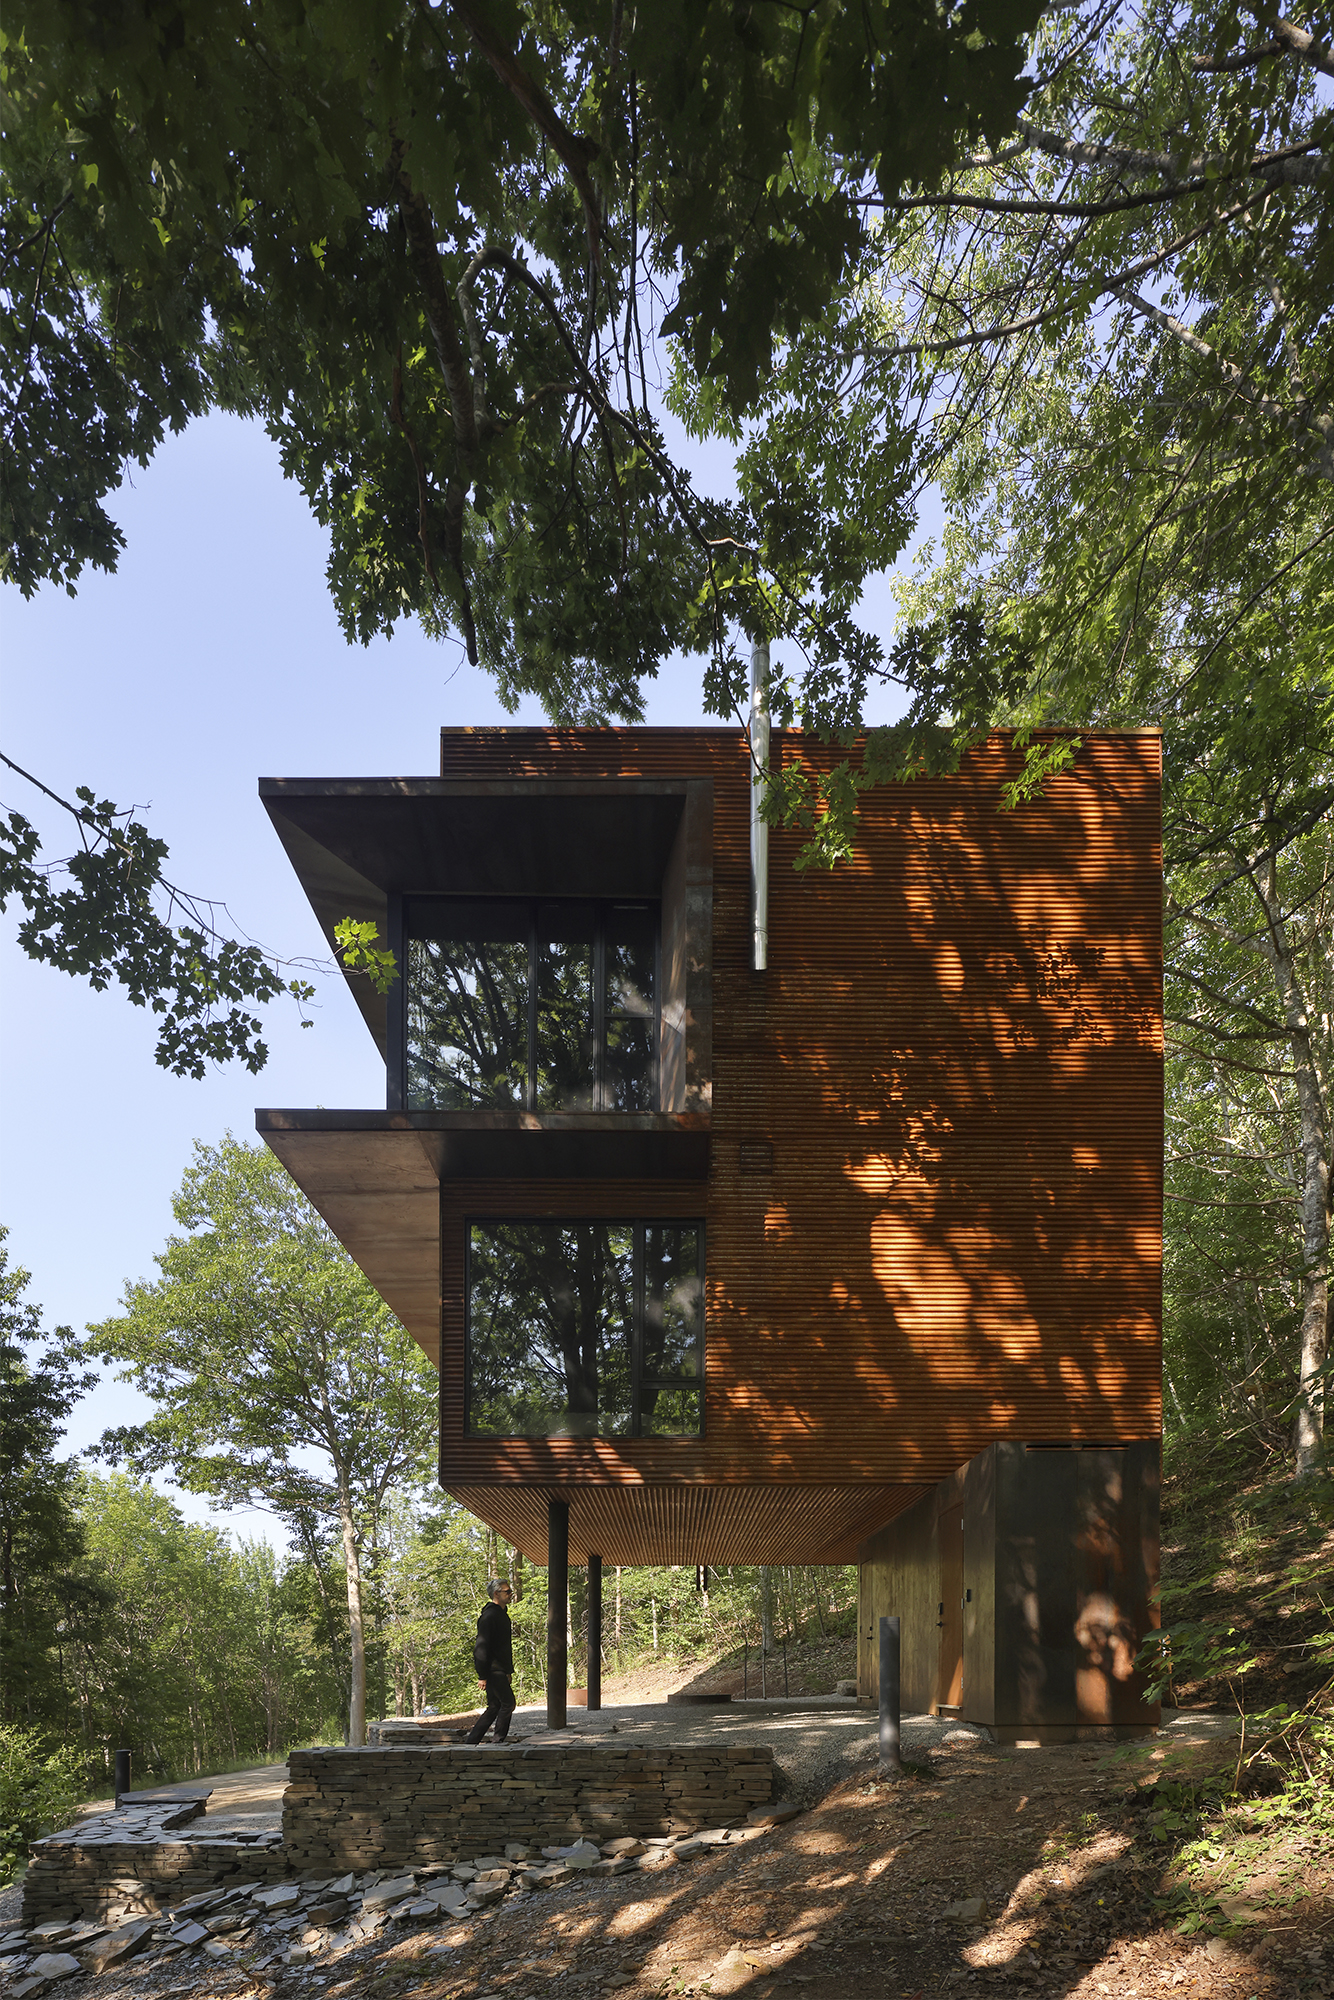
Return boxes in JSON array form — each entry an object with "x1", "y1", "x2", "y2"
[
  {"x1": 88, "y1": 1136, "x2": 436, "y2": 1533},
  {"x1": 0, "y1": 1227, "x2": 101, "y2": 1730},
  {"x1": 0, "y1": 761, "x2": 318, "y2": 1076},
  {"x1": 728, "y1": 0, "x2": 1334, "y2": 852},
  {"x1": 3, "y1": 0, "x2": 1043, "y2": 720}
]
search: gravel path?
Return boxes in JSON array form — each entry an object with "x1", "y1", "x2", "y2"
[{"x1": 506, "y1": 1698, "x2": 990, "y2": 1804}]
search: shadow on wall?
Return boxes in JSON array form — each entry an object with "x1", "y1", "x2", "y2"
[{"x1": 718, "y1": 731, "x2": 1162, "y2": 1482}]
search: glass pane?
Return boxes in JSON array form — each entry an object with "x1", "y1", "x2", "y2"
[
  {"x1": 406, "y1": 900, "x2": 529, "y2": 1108},
  {"x1": 642, "y1": 1225, "x2": 703, "y2": 1378},
  {"x1": 467, "y1": 1222, "x2": 633, "y2": 1436},
  {"x1": 607, "y1": 905, "x2": 655, "y2": 1016},
  {"x1": 535, "y1": 902, "x2": 595, "y2": 1110},
  {"x1": 639, "y1": 1385, "x2": 702, "y2": 1437},
  {"x1": 605, "y1": 1017, "x2": 654, "y2": 1111},
  {"x1": 606, "y1": 903, "x2": 655, "y2": 1109}
]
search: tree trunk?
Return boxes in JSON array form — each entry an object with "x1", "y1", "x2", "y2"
[
  {"x1": 1250, "y1": 844, "x2": 1330, "y2": 1480},
  {"x1": 333, "y1": 1480, "x2": 368, "y2": 1745},
  {"x1": 293, "y1": 1509, "x2": 348, "y2": 1696},
  {"x1": 808, "y1": 1566, "x2": 828, "y2": 1638},
  {"x1": 760, "y1": 1566, "x2": 774, "y2": 1653}
]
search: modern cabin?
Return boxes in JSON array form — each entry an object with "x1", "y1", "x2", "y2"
[{"x1": 258, "y1": 724, "x2": 1164, "y2": 1739}]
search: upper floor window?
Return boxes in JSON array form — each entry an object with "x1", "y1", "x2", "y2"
[
  {"x1": 405, "y1": 897, "x2": 657, "y2": 1112},
  {"x1": 466, "y1": 1219, "x2": 703, "y2": 1437}
]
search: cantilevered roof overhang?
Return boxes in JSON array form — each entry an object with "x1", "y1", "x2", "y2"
[
  {"x1": 259, "y1": 775, "x2": 695, "y2": 1052},
  {"x1": 257, "y1": 1110, "x2": 710, "y2": 1370},
  {"x1": 256, "y1": 773, "x2": 712, "y2": 1372}
]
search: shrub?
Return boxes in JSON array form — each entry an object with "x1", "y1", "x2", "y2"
[{"x1": 0, "y1": 1725, "x2": 86, "y2": 1883}]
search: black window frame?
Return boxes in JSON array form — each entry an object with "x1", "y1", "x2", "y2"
[
  {"x1": 393, "y1": 894, "x2": 660, "y2": 1114},
  {"x1": 463, "y1": 1216, "x2": 706, "y2": 1440}
]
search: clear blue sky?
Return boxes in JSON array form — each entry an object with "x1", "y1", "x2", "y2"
[{"x1": 1, "y1": 408, "x2": 911, "y2": 1535}]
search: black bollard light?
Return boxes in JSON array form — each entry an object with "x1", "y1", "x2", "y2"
[
  {"x1": 878, "y1": 1616, "x2": 903, "y2": 1778},
  {"x1": 587, "y1": 1553, "x2": 602, "y2": 1712},
  {"x1": 114, "y1": 1747, "x2": 131, "y2": 1806}
]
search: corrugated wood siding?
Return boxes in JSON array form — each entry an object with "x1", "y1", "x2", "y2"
[{"x1": 436, "y1": 728, "x2": 1163, "y2": 1549}]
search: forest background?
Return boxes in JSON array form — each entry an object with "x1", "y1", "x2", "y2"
[
  {"x1": 2, "y1": 1190, "x2": 859, "y2": 1885},
  {"x1": 2, "y1": 0, "x2": 1333, "y2": 1884}
]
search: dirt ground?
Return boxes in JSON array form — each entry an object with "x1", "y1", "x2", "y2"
[
  {"x1": 53, "y1": 1724, "x2": 1331, "y2": 2000},
  {"x1": 602, "y1": 1636, "x2": 858, "y2": 1705}
]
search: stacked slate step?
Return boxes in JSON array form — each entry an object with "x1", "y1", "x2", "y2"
[{"x1": 21, "y1": 1802, "x2": 287, "y2": 1928}]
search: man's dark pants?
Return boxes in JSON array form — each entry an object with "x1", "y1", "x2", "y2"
[{"x1": 466, "y1": 1672, "x2": 515, "y2": 1743}]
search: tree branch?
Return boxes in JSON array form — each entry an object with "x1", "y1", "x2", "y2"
[
  {"x1": 1017, "y1": 120, "x2": 1320, "y2": 184},
  {"x1": 389, "y1": 347, "x2": 442, "y2": 595},
  {"x1": 1191, "y1": 37, "x2": 1284, "y2": 73},
  {"x1": 1165, "y1": 1036, "x2": 1301, "y2": 1080},
  {"x1": 869, "y1": 139, "x2": 1324, "y2": 215},
  {"x1": 1273, "y1": 16, "x2": 1334, "y2": 81},
  {"x1": 439, "y1": 0, "x2": 604, "y2": 261},
  {"x1": 391, "y1": 151, "x2": 480, "y2": 662},
  {"x1": 1111, "y1": 287, "x2": 1334, "y2": 482},
  {"x1": 861, "y1": 193, "x2": 1259, "y2": 359},
  {"x1": 0, "y1": 196, "x2": 73, "y2": 277}
]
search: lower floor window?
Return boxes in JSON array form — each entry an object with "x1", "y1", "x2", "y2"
[{"x1": 466, "y1": 1220, "x2": 704, "y2": 1437}]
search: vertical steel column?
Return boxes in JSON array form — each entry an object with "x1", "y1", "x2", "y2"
[
  {"x1": 113, "y1": 1748, "x2": 131, "y2": 1806},
  {"x1": 878, "y1": 1615, "x2": 903, "y2": 1777},
  {"x1": 587, "y1": 1554, "x2": 602, "y2": 1712},
  {"x1": 547, "y1": 1500, "x2": 569, "y2": 1730}
]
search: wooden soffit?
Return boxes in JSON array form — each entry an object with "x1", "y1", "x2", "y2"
[{"x1": 444, "y1": 1483, "x2": 931, "y2": 1566}]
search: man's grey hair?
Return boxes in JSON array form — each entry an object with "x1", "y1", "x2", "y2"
[{"x1": 486, "y1": 1577, "x2": 510, "y2": 1600}]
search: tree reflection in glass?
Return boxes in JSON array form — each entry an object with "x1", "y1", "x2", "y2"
[
  {"x1": 640, "y1": 1225, "x2": 703, "y2": 1433},
  {"x1": 466, "y1": 1221, "x2": 703, "y2": 1437},
  {"x1": 405, "y1": 897, "x2": 656, "y2": 1111},
  {"x1": 468, "y1": 1222, "x2": 633, "y2": 1436},
  {"x1": 535, "y1": 903, "x2": 595, "y2": 1109},
  {"x1": 406, "y1": 902, "x2": 528, "y2": 1108},
  {"x1": 606, "y1": 904, "x2": 656, "y2": 1109}
]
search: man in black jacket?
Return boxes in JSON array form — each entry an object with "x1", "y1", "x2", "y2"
[{"x1": 465, "y1": 1578, "x2": 516, "y2": 1744}]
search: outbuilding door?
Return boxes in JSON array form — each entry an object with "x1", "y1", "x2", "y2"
[{"x1": 937, "y1": 1503, "x2": 964, "y2": 1712}]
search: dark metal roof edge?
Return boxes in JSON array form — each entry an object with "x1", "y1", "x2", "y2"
[
  {"x1": 258, "y1": 775, "x2": 703, "y2": 798},
  {"x1": 256, "y1": 1108, "x2": 710, "y2": 1132}
]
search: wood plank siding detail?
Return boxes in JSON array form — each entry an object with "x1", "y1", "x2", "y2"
[
  {"x1": 856, "y1": 1441, "x2": 1161, "y2": 1741},
  {"x1": 258, "y1": 725, "x2": 1162, "y2": 1566},
  {"x1": 432, "y1": 728, "x2": 1162, "y2": 1559}
]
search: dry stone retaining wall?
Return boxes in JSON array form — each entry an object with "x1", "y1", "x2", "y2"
[
  {"x1": 21, "y1": 1745, "x2": 774, "y2": 1924},
  {"x1": 283, "y1": 1744, "x2": 776, "y2": 1874},
  {"x1": 22, "y1": 1834, "x2": 286, "y2": 1925}
]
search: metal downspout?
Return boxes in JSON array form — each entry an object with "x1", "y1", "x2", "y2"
[{"x1": 750, "y1": 639, "x2": 770, "y2": 973}]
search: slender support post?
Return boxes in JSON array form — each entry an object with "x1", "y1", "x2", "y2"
[
  {"x1": 587, "y1": 1553, "x2": 602, "y2": 1711},
  {"x1": 114, "y1": 1748, "x2": 131, "y2": 1807},
  {"x1": 547, "y1": 1500, "x2": 569, "y2": 1730},
  {"x1": 750, "y1": 640, "x2": 770, "y2": 972},
  {"x1": 743, "y1": 1641, "x2": 748, "y2": 1698},
  {"x1": 783, "y1": 1636, "x2": 788, "y2": 1696},
  {"x1": 878, "y1": 1616, "x2": 903, "y2": 1778}
]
